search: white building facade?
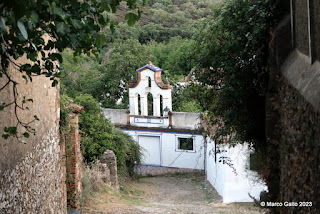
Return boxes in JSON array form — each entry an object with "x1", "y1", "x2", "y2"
[{"x1": 103, "y1": 62, "x2": 266, "y2": 203}]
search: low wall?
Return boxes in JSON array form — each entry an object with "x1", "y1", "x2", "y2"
[
  {"x1": 103, "y1": 108, "x2": 127, "y2": 126},
  {"x1": 171, "y1": 112, "x2": 201, "y2": 130},
  {"x1": 136, "y1": 165, "x2": 203, "y2": 176},
  {"x1": 205, "y1": 141, "x2": 267, "y2": 203}
]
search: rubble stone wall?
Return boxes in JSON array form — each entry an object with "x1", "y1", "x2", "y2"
[
  {"x1": 265, "y1": 1, "x2": 320, "y2": 213},
  {"x1": 0, "y1": 56, "x2": 66, "y2": 213}
]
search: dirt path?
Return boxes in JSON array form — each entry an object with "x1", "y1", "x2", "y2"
[{"x1": 82, "y1": 173, "x2": 266, "y2": 214}]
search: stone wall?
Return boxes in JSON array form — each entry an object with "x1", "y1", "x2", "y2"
[
  {"x1": 98, "y1": 150, "x2": 119, "y2": 190},
  {"x1": 267, "y1": 74, "x2": 320, "y2": 213},
  {"x1": 0, "y1": 56, "x2": 66, "y2": 213},
  {"x1": 135, "y1": 165, "x2": 203, "y2": 176},
  {"x1": 265, "y1": 1, "x2": 320, "y2": 213}
]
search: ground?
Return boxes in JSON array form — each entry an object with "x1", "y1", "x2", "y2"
[{"x1": 82, "y1": 173, "x2": 266, "y2": 214}]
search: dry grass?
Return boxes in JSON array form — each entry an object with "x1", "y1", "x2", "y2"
[{"x1": 81, "y1": 163, "x2": 107, "y2": 206}]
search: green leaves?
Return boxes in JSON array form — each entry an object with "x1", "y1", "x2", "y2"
[
  {"x1": 193, "y1": 0, "x2": 272, "y2": 143},
  {"x1": 0, "y1": 0, "x2": 146, "y2": 140},
  {"x1": 48, "y1": 53, "x2": 63, "y2": 63},
  {"x1": 23, "y1": 132, "x2": 30, "y2": 138},
  {"x1": 96, "y1": 34, "x2": 106, "y2": 47},
  {"x1": 56, "y1": 22, "x2": 70, "y2": 35},
  {"x1": 30, "y1": 11, "x2": 39, "y2": 25},
  {"x1": 71, "y1": 19, "x2": 82, "y2": 29},
  {"x1": 64, "y1": 94, "x2": 141, "y2": 174},
  {"x1": 4, "y1": 126, "x2": 17, "y2": 135},
  {"x1": 0, "y1": 102, "x2": 5, "y2": 111},
  {"x1": 125, "y1": 12, "x2": 139, "y2": 26},
  {"x1": 17, "y1": 21, "x2": 28, "y2": 40},
  {"x1": 0, "y1": 17, "x2": 6, "y2": 33},
  {"x1": 52, "y1": 79, "x2": 58, "y2": 87}
]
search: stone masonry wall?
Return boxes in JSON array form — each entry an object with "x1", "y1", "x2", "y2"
[
  {"x1": 0, "y1": 54, "x2": 66, "y2": 212},
  {"x1": 0, "y1": 129, "x2": 64, "y2": 213},
  {"x1": 267, "y1": 74, "x2": 320, "y2": 214},
  {"x1": 265, "y1": 1, "x2": 320, "y2": 213},
  {"x1": 98, "y1": 150, "x2": 119, "y2": 190},
  {"x1": 135, "y1": 165, "x2": 203, "y2": 176}
]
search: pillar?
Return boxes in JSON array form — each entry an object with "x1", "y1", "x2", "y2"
[
  {"x1": 129, "y1": 94, "x2": 137, "y2": 115},
  {"x1": 141, "y1": 95, "x2": 148, "y2": 116},
  {"x1": 153, "y1": 95, "x2": 160, "y2": 116}
]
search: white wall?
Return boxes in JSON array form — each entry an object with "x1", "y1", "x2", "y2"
[
  {"x1": 129, "y1": 116, "x2": 170, "y2": 128},
  {"x1": 124, "y1": 129, "x2": 204, "y2": 170},
  {"x1": 171, "y1": 112, "x2": 201, "y2": 130},
  {"x1": 103, "y1": 108, "x2": 127, "y2": 125},
  {"x1": 129, "y1": 68, "x2": 172, "y2": 116},
  {"x1": 206, "y1": 140, "x2": 267, "y2": 203}
]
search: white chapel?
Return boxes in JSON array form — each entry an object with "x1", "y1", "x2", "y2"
[{"x1": 103, "y1": 62, "x2": 267, "y2": 203}]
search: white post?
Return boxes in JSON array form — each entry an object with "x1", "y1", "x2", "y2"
[
  {"x1": 153, "y1": 95, "x2": 160, "y2": 116},
  {"x1": 134, "y1": 94, "x2": 139, "y2": 115},
  {"x1": 141, "y1": 95, "x2": 148, "y2": 116},
  {"x1": 129, "y1": 94, "x2": 136, "y2": 115}
]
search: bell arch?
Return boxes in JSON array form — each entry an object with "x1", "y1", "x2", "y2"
[{"x1": 147, "y1": 92, "x2": 153, "y2": 116}]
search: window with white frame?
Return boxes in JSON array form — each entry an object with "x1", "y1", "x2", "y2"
[{"x1": 177, "y1": 137, "x2": 194, "y2": 151}]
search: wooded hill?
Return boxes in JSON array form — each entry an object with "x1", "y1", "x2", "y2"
[{"x1": 61, "y1": 0, "x2": 221, "y2": 111}]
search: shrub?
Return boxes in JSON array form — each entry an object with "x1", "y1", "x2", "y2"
[{"x1": 73, "y1": 94, "x2": 142, "y2": 177}]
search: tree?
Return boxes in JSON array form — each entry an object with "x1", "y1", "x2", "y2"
[
  {"x1": 193, "y1": 0, "x2": 275, "y2": 143},
  {"x1": 0, "y1": 0, "x2": 146, "y2": 139},
  {"x1": 60, "y1": 51, "x2": 105, "y2": 99},
  {"x1": 99, "y1": 39, "x2": 148, "y2": 108}
]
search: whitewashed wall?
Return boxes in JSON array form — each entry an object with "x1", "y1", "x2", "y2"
[
  {"x1": 171, "y1": 112, "x2": 201, "y2": 130},
  {"x1": 129, "y1": 68, "x2": 172, "y2": 116},
  {"x1": 206, "y1": 140, "x2": 267, "y2": 203},
  {"x1": 124, "y1": 129, "x2": 204, "y2": 170},
  {"x1": 103, "y1": 108, "x2": 127, "y2": 125}
]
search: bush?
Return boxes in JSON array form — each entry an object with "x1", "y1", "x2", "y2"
[{"x1": 73, "y1": 94, "x2": 142, "y2": 177}]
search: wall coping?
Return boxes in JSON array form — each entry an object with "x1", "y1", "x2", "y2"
[{"x1": 281, "y1": 49, "x2": 320, "y2": 111}]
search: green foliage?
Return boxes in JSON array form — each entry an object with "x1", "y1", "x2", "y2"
[
  {"x1": 60, "y1": 52, "x2": 105, "y2": 100},
  {"x1": 193, "y1": 0, "x2": 275, "y2": 143},
  {"x1": 172, "y1": 84, "x2": 202, "y2": 113},
  {"x1": 59, "y1": 1, "x2": 215, "y2": 113},
  {"x1": 73, "y1": 94, "x2": 141, "y2": 176},
  {"x1": 60, "y1": 94, "x2": 73, "y2": 132},
  {"x1": 0, "y1": 0, "x2": 143, "y2": 82},
  {"x1": 0, "y1": 0, "x2": 144, "y2": 139},
  {"x1": 150, "y1": 37, "x2": 195, "y2": 77},
  {"x1": 61, "y1": 39, "x2": 148, "y2": 109},
  {"x1": 103, "y1": 0, "x2": 213, "y2": 44}
]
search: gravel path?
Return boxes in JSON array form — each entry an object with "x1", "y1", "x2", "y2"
[{"x1": 82, "y1": 173, "x2": 266, "y2": 214}]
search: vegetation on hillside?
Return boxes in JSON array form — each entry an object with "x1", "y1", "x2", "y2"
[{"x1": 60, "y1": 0, "x2": 217, "y2": 112}]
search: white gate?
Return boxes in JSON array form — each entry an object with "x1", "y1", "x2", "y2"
[{"x1": 138, "y1": 135, "x2": 161, "y2": 166}]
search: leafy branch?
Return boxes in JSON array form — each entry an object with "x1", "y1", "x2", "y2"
[{"x1": 0, "y1": 0, "x2": 145, "y2": 140}]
